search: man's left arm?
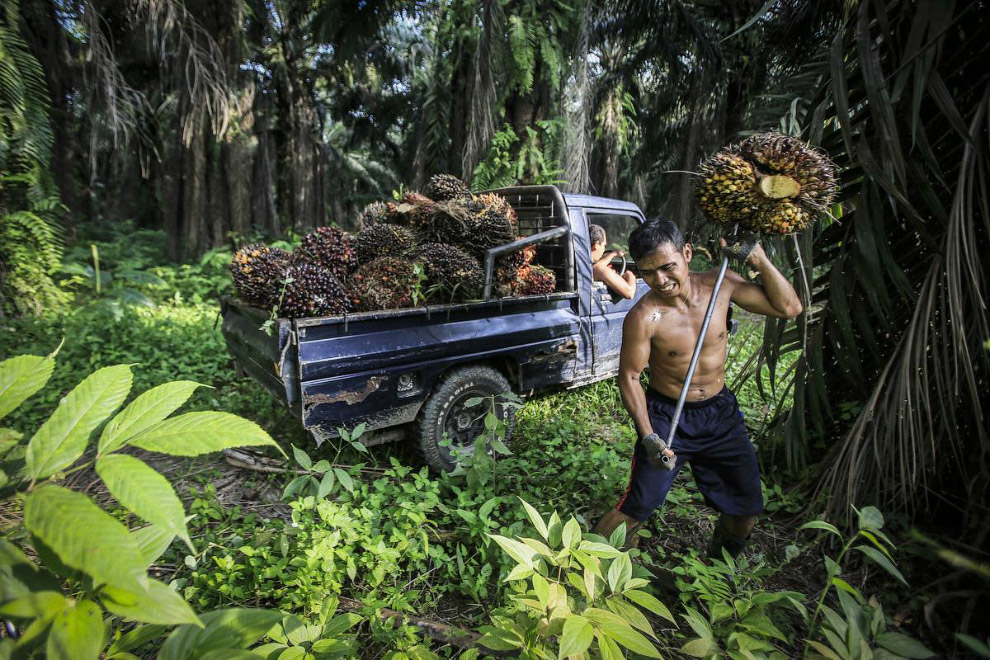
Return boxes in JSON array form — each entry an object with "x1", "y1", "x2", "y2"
[{"x1": 723, "y1": 242, "x2": 803, "y2": 319}]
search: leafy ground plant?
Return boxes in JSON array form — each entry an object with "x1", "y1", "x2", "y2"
[
  {"x1": 476, "y1": 498, "x2": 676, "y2": 658},
  {"x1": 0, "y1": 348, "x2": 287, "y2": 659}
]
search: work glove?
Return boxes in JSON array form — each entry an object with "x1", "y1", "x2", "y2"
[
  {"x1": 721, "y1": 231, "x2": 760, "y2": 262},
  {"x1": 642, "y1": 432, "x2": 677, "y2": 470}
]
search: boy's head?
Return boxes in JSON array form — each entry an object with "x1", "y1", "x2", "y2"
[
  {"x1": 628, "y1": 218, "x2": 692, "y2": 299},
  {"x1": 589, "y1": 224, "x2": 607, "y2": 260}
]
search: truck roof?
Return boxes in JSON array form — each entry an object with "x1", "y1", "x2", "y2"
[{"x1": 561, "y1": 193, "x2": 644, "y2": 216}]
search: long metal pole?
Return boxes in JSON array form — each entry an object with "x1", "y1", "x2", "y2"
[{"x1": 661, "y1": 226, "x2": 738, "y2": 466}]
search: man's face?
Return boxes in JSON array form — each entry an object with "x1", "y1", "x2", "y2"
[
  {"x1": 591, "y1": 240, "x2": 605, "y2": 262},
  {"x1": 635, "y1": 242, "x2": 692, "y2": 298}
]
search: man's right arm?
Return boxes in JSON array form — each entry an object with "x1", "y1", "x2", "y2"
[{"x1": 618, "y1": 309, "x2": 653, "y2": 438}]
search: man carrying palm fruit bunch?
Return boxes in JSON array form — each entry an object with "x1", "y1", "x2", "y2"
[
  {"x1": 595, "y1": 219, "x2": 803, "y2": 558},
  {"x1": 596, "y1": 132, "x2": 834, "y2": 558}
]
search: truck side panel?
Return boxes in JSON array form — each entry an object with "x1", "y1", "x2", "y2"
[{"x1": 295, "y1": 296, "x2": 582, "y2": 435}]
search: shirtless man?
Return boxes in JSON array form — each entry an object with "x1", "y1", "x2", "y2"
[
  {"x1": 595, "y1": 218, "x2": 803, "y2": 557},
  {"x1": 590, "y1": 224, "x2": 637, "y2": 299}
]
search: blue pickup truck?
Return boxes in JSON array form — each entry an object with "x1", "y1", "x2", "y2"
[{"x1": 220, "y1": 185, "x2": 649, "y2": 471}]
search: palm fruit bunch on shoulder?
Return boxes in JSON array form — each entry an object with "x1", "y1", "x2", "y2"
[
  {"x1": 354, "y1": 224, "x2": 417, "y2": 264},
  {"x1": 295, "y1": 226, "x2": 358, "y2": 280},
  {"x1": 464, "y1": 206, "x2": 516, "y2": 259},
  {"x1": 416, "y1": 243, "x2": 484, "y2": 303},
  {"x1": 420, "y1": 200, "x2": 472, "y2": 245},
  {"x1": 386, "y1": 192, "x2": 435, "y2": 229},
  {"x1": 347, "y1": 256, "x2": 421, "y2": 311},
  {"x1": 230, "y1": 244, "x2": 290, "y2": 308},
  {"x1": 696, "y1": 131, "x2": 837, "y2": 234},
  {"x1": 357, "y1": 201, "x2": 389, "y2": 231},
  {"x1": 278, "y1": 262, "x2": 350, "y2": 318},
  {"x1": 424, "y1": 173, "x2": 471, "y2": 202},
  {"x1": 518, "y1": 264, "x2": 556, "y2": 296},
  {"x1": 474, "y1": 192, "x2": 518, "y2": 228}
]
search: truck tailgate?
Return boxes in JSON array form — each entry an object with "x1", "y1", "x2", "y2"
[{"x1": 220, "y1": 297, "x2": 299, "y2": 412}]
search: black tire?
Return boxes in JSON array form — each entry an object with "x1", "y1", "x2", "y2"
[{"x1": 414, "y1": 365, "x2": 516, "y2": 473}]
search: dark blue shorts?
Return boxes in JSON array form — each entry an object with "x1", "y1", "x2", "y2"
[{"x1": 617, "y1": 387, "x2": 763, "y2": 521}]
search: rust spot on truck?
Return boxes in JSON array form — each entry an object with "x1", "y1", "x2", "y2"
[
  {"x1": 303, "y1": 375, "x2": 388, "y2": 412},
  {"x1": 526, "y1": 339, "x2": 577, "y2": 365}
]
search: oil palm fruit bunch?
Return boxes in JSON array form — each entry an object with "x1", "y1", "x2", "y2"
[
  {"x1": 474, "y1": 192, "x2": 518, "y2": 228},
  {"x1": 387, "y1": 192, "x2": 435, "y2": 229},
  {"x1": 354, "y1": 224, "x2": 417, "y2": 264},
  {"x1": 230, "y1": 244, "x2": 290, "y2": 307},
  {"x1": 424, "y1": 173, "x2": 471, "y2": 202},
  {"x1": 347, "y1": 256, "x2": 420, "y2": 311},
  {"x1": 518, "y1": 265, "x2": 556, "y2": 296},
  {"x1": 465, "y1": 207, "x2": 515, "y2": 258},
  {"x1": 494, "y1": 244, "x2": 534, "y2": 293},
  {"x1": 278, "y1": 262, "x2": 349, "y2": 318},
  {"x1": 420, "y1": 200, "x2": 473, "y2": 245},
  {"x1": 696, "y1": 132, "x2": 837, "y2": 234},
  {"x1": 294, "y1": 226, "x2": 358, "y2": 280},
  {"x1": 417, "y1": 243, "x2": 484, "y2": 303},
  {"x1": 357, "y1": 201, "x2": 389, "y2": 230}
]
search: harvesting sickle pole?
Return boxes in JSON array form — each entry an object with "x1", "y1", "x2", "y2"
[{"x1": 645, "y1": 132, "x2": 837, "y2": 470}]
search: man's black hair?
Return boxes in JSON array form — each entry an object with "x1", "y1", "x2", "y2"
[
  {"x1": 628, "y1": 218, "x2": 685, "y2": 261},
  {"x1": 589, "y1": 223, "x2": 606, "y2": 247}
]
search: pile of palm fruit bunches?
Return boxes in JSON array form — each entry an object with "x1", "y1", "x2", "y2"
[
  {"x1": 230, "y1": 174, "x2": 556, "y2": 318},
  {"x1": 695, "y1": 132, "x2": 838, "y2": 234}
]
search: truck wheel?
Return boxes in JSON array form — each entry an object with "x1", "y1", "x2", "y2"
[{"x1": 415, "y1": 365, "x2": 516, "y2": 473}]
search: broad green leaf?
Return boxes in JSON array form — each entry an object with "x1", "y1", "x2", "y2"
[
  {"x1": 577, "y1": 541, "x2": 623, "y2": 558},
  {"x1": 489, "y1": 534, "x2": 538, "y2": 569},
  {"x1": 857, "y1": 506, "x2": 885, "y2": 532},
  {"x1": 606, "y1": 598, "x2": 655, "y2": 638},
  {"x1": 24, "y1": 485, "x2": 147, "y2": 592},
  {"x1": 106, "y1": 624, "x2": 169, "y2": 655},
  {"x1": 317, "y1": 470, "x2": 335, "y2": 499},
  {"x1": 622, "y1": 589, "x2": 676, "y2": 623},
  {"x1": 128, "y1": 412, "x2": 283, "y2": 457},
  {"x1": 955, "y1": 634, "x2": 990, "y2": 658},
  {"x1": 808, "y1": 640, "x2": 843, "y2": 660},
  {"x1": 504, "y1": 563, "x2": 534, "y2": 581},
  {"x1": 132, "y1": 523, "x2": 178, "y2": 567},
  {"x1": 291, "y1": 445, "x2": 312, "y2": 470},
  {"x1": 101, "y1": 579, "x2": 201, "y2": 626},
  {"x1": 558, "y1": 615, "x2": 593, "y2": 659},
  {"x1": 46, "y1": 599, "x2": 104, "y2": 660},
  {"x1": 594, "y1": 630, "x2": 624, "y2": 660},
  {"x1": 594, "y1": 615, "x2": 660, "y2": 657},
  {"x1": 681, "y1": 606, "x2": 714, "y2": 641},
  {"x1": 607, "y1": 553, "x2": 632, "y2": 593},
  {"x1": 855, "y1": 545, "x2": 907, "y2": 585},
  {"x1": 98, "y1": 381, "x2": 203, "y2": 455},
  {"x1": 0, "y1": 428, "x2": 23, "y2": 457},
  {"x1": 478, "y1": 625, "x2": 523, "y2": 651},
  {"x1": 609, "y1": 522, "x2": 627, "y2": 549},
  {"x1": 0, "y1": 591, "x2": 66, "y2": 619},
  {"x1": 518, "y1": 498, "x2": 549, "y2": 540},
  {"x1": 199, "y1": 651, "x2": 266, "y2": 660},
  {"x1": 321, "y1": 612, "x2": 361, "y2": 638},
  {"x1": 159, "y1": 608, "x2": 283, "y2": 660},
  {"x1": 561, "y1": 517, "x2": 581, "y2": 549},
  {"x1": 680, "y1": 638, "x2": 720, "y2": 657},
  {"x1": 799, "y1": 520, "x2": 842, "y2": 537},
  {"x1": 26, "y1": 365, "x2": 133, "y2": 479},
  {"x1": 282, "y1": 475, "x2": 308, "y2": 500},
  {"x1": 96, "y1": 454, "x2": 191, "y2": 551},
  {"x1": 547, "y1": 511, "x2": 563, "y2": 547},
  {"x1": 875, "y1": 632, "x2": 935, "y2": 658},
  {"x1": 0, "y1": 354, "x2": 55, "y2": 421},
  {"x1": 333, "y1": 468, "x2": 353, "y2": 494}
]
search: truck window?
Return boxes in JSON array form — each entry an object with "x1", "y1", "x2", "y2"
[{"x1": 586, "y1": 212, "x2": 642, "y2": 275}]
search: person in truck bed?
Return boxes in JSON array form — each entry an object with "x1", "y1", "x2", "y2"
[
  {"x1": 595, "y1": 218, "x2": 803, "y2": 558},
  {"x1": 590, "y1": 224, "x2": 637, "y2": 299}
]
